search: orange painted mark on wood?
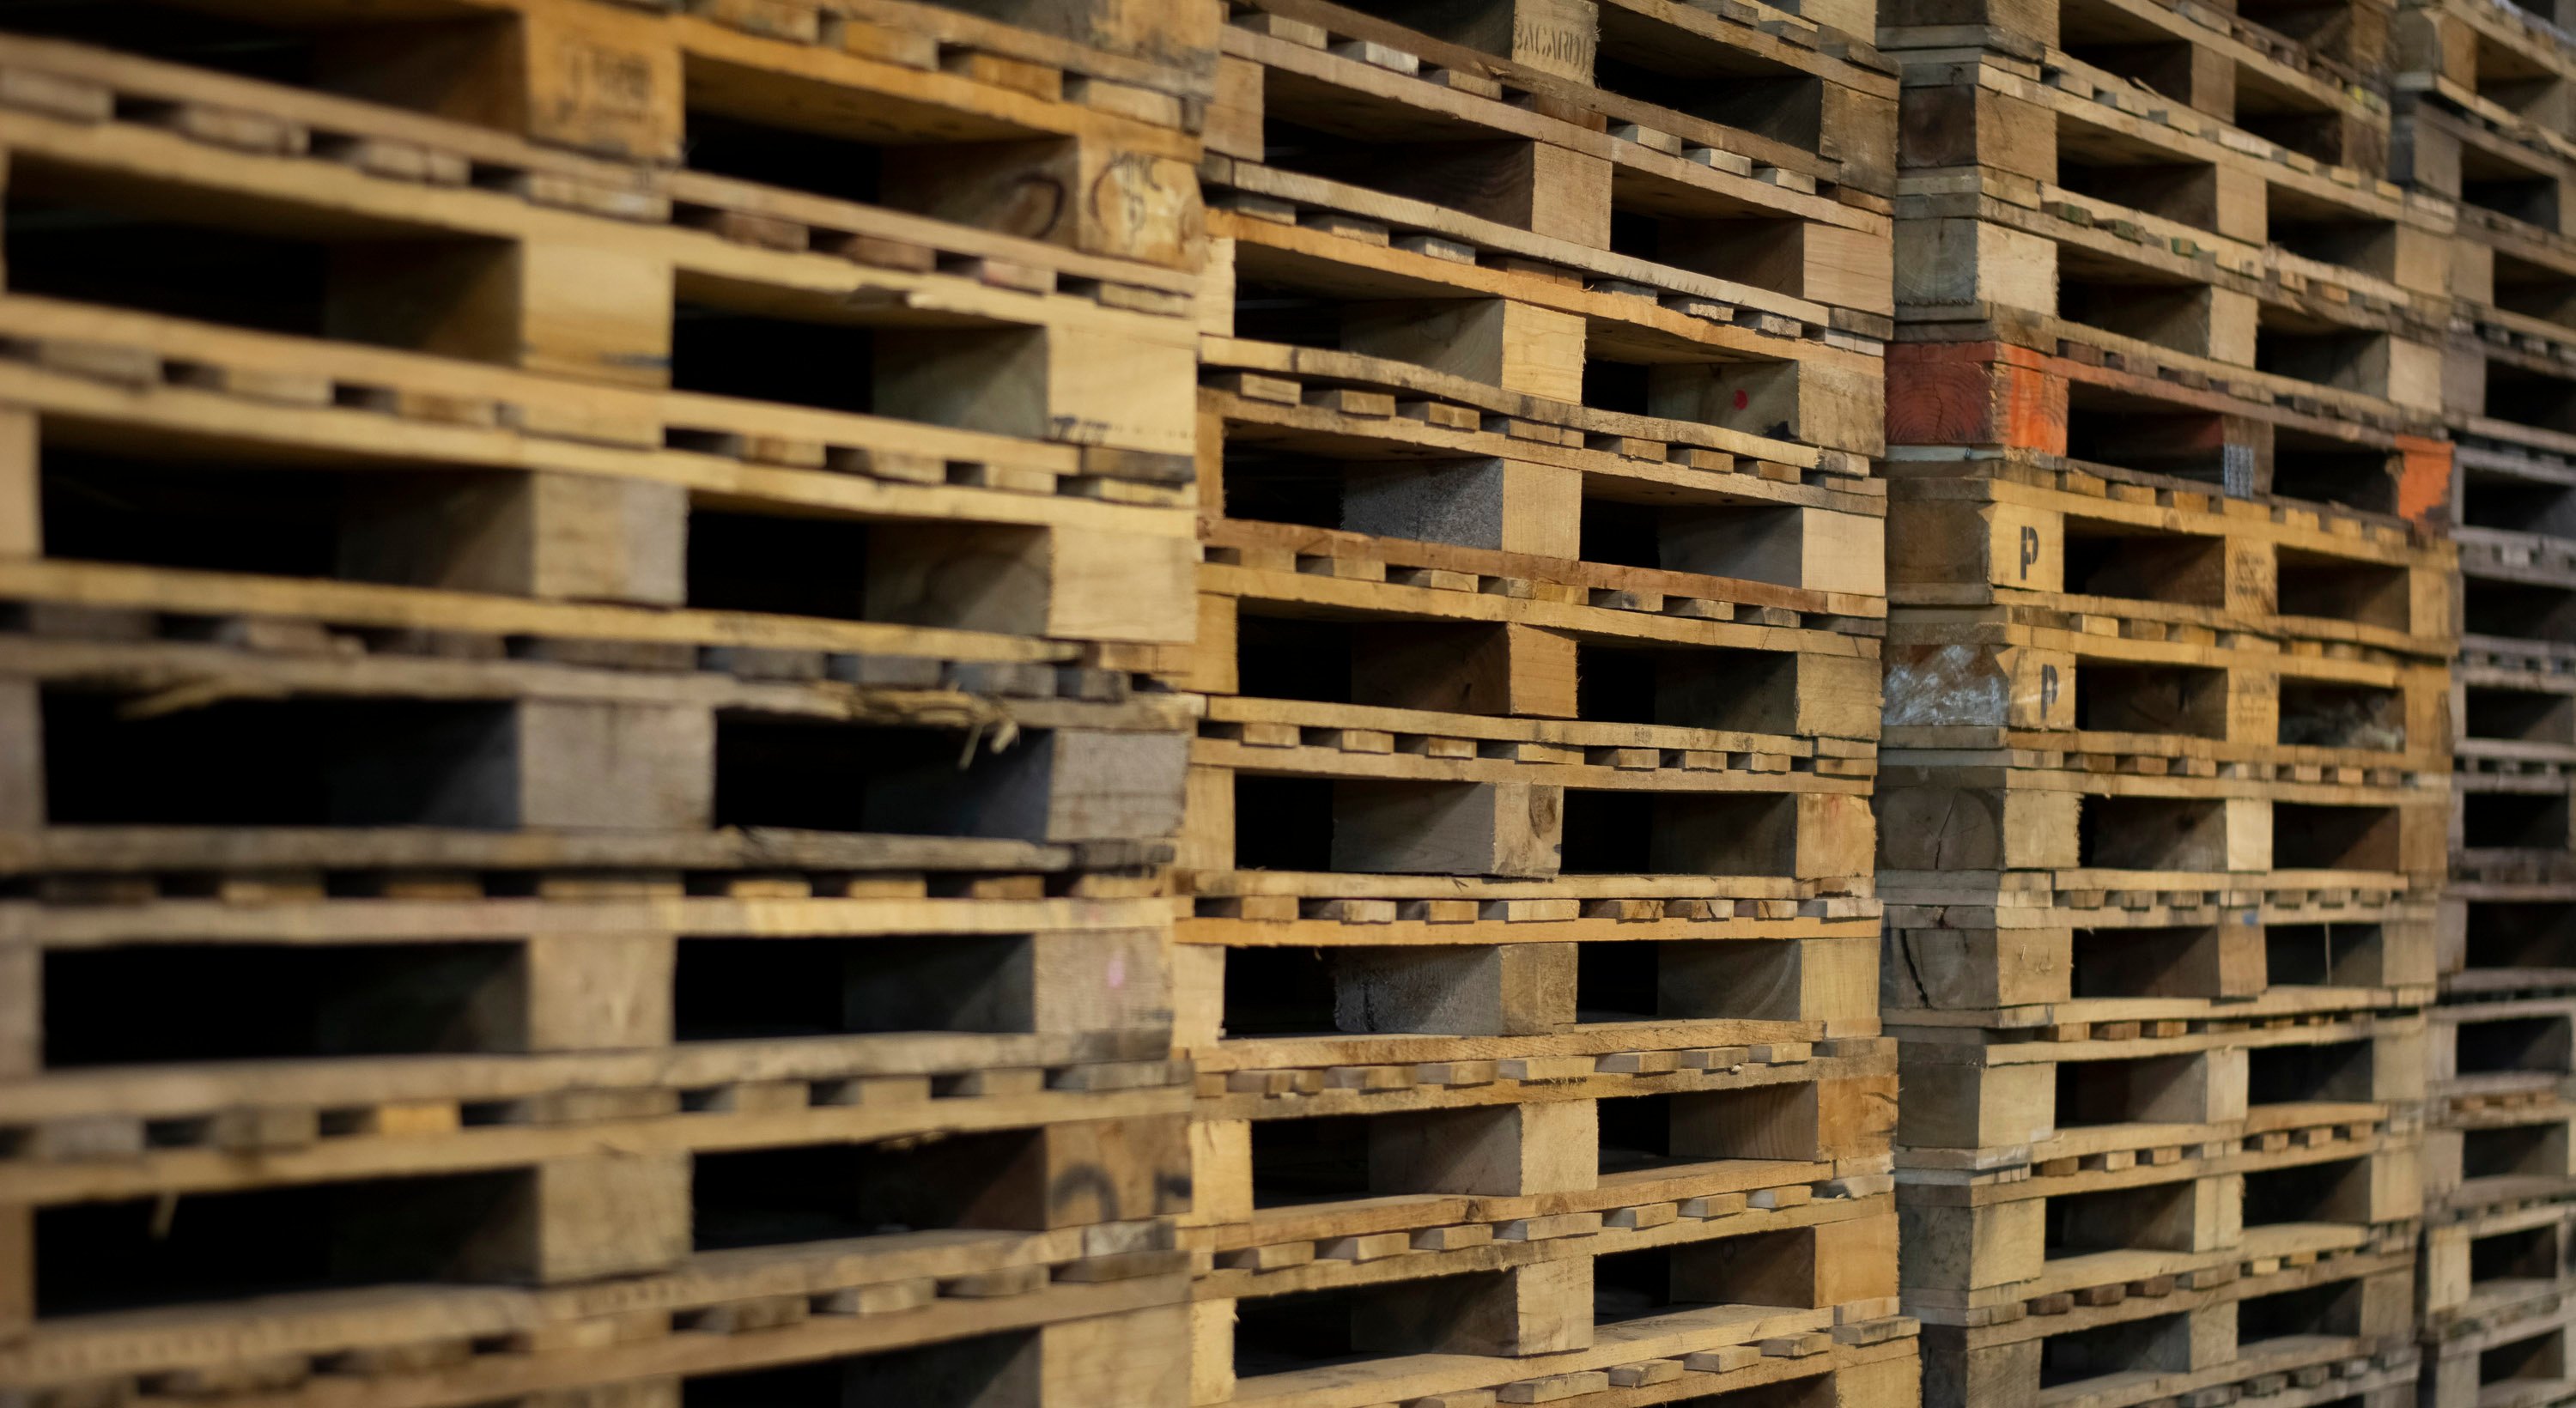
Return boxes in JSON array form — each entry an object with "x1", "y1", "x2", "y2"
[
  {"x1": 1997, "y1": 361, "x2": 2069, "y2": 456},
  {"x1": 1886, "y1": 343, "x2": 2066, "y2": 452},
  {"x1": 2393, "y1": 435, "x2": 2451, "y2": 525}
]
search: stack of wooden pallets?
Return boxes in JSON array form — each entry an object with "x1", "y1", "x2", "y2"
[
  {"x1": 1174, "y1": 1, "x2": 1917, "y2": 1405},
  {"x1": 0, "y1": 0, "x2": 1214, "y2": 1402},
  {"x1": 2388, "y1": 0, "x2": 2576, "y2": 1400},
  {"x1": 1877, "y1": 0, "x2": 2460, "y2": 1397}
]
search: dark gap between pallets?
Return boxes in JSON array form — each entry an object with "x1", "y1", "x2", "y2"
[
  {"x1": 0, "y1": 1, "x2": 330, "y2": 85},
  {"x1": 1228, "y1": 278, "x2": 1801, "y2": 435},
  {"x1": 2464, "y1": 1121, "x2": 2571, "y2": 1183},
  {"x1": 2248, "y1": 1038, "x2": 2377, "y2": 1105},
  {"x1": 1219, "y1": 944, "x2": 1340, "y2": 1037},
  {"x1": 2262, "y1": 922, "x2": 2391, "y2": 987},
  {"x1": 2061, "y1": 391, "x2": 2406, "y2": 512},
  {"x1": 41, "y1": 942, "x2": 519, "y2": 1066},
  {"x1": 5, "y1": 173, "x2": 509, "y2": 352},
  {"x1": 2481, "y1": 363, "x2": 2576, "y2": 440},
  {"x1": 2494, "y1": 251, "x2": 2576, "y2": 330},
  {"x1": 691, "y1": 1131, "x2": 1054, "y2": 1251},
  {"x1": 40, "y1": 691, "x2": 528, "y2": 828},
  {"x1": 1595, "y1": 1086, "x2": 1823, "y2": 1174},
  {"x1": 2256, "y1": 327, "x2": 2400, "y2": 408},
  {"x1": 2074, "y1": 665, "x2": 2229, "y2": 740},
  {"x1": 675, "y1": 934, "x2": 1042, "y2": 1041},
  {"x1": 2276, "y1": 679, "x2": 2408, "y2": 750},
  {"x1": 2456, "y1": 1015, "x2": 2574, "y2": 1077},
  {"x1": 2237, "y1": 1278, "x2": 2366, "y2": 1345},
  {"x1": 2481, "y1": 1320, "x2": 2572, "y2": 1390},
  {"x1": 2075, "y1": 797, "x2": 2404, "y2": 871},
  {"x1": 2462, "y1": 792, "x2": 2573, "y2": 853},
  {"x1": 2052, "y1": 1053, "x2": 2216, "y2": 1129},
  {"x1": 682, "y1": 1329, "x2": 1042, "y2": 1407},
  {"x1": 2460, "y1": 158, "x2": 2564, "y2": 232},
  {"x1": 1229, "y1": 776, "x2": 1803, "y2": 878},
  {"x1": 2461, "y1": 901, "x2": 2576, "y2": 973},
  {"x1": 2044, "y1": 1182, "x2": 2208, "y2": 1262},
  {"x1": 2458, "y1": 471, "x2": 2576, "y2": 537},
  {"x1": 2246, "y1": 1156, "x2": 2387, "y2": 1226},
  {"x1": 2069, "y1": 925, "x2": 2240, "y2": 998},
  {"x1": 2060, "y1": 521, "x2": 2227, "y2": 610},
  {"x1": 2464, "y1": 578, "x2": 2576, "y2": 643},
  {"x1": 36, "y1": 1169, "x2": 532, "y2": 1318},
  {"x1": 1603, "y1": 209, "x2": 1819, "y2": 303},
  {"x1": 1218, "y1": 446, "x2": 1827, "y2": 592},
  {"x1": 2452, "y1": 689, "x2": 2576, "y2": 756},
  {"x1": 32, "y1": 428, "x2": 1068, "y2": 633},
  {"x1": 1219, "y1": 938, "x2": 1812, "y2": 1035},
  {"x1": 2470, "y1": 1222, "x2": 2570, "y2": 1290},
  {"x1": 35, "y1": 688, "x2": 1089, "y2": 840},
  {"x1": 1231, "y1": 610, "x2": 1801, "y2": 732},
  {"x1": 1558, "y1": 791, "x2": 1801, "y2": 876},
  {"x1": 1588, "y1": 52, "x2": 1824, "y2": 155},
  {"x1": 1592, "y1": 1230, "x2": 1822, "y2": 1323},
  {"x1": 1230, "y1": 1273, "x2": 1542, "y2": 1374},
  {"x1": 2276, "y1": 553, "x2": 2415, "y2": 634}
]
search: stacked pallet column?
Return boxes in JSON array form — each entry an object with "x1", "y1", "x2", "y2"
[
  {"x1": 1877, "y1": 0, "x2": 2459, "y2": 1400},
  {"x1": 0, "y1": 1, "x2": 1214, "y2": 1404},
  {"x1": 1175, "y1": 2, "x2": 1914, "y2": 1405},
  {"x1": 2387, "y1": 0, "x2": 2576, "y2": 1401}
]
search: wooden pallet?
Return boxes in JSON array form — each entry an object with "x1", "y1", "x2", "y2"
[
  {"x1": 1205, "y1": 197, "x2": 1887, "y2": 458},
  {"x1": 2424, "y1": 1198, "x2": 2576, "y2": 1337},
  {"x1": 0, "y1": 0, "x2": 1212, "y2": 262},
  {"x1": 2425, "y1": 1085, "x2": 2576, "y2": 1214},
  {"x1": 1176, "y1": 3, "x2": 1906, "y2": 1401},
  {"x1": 1897, "y1": 1015, "x2": 2427, "y2": 1326},
  {"x1": 0, "y1": 4, "x2": 1229, "y2": 1408},
  {"x1": 1895, "y1": 47, "x2": 2451, "y2": 407},
  {"x1": 2420, "y1": 1290, "x2": 2576, "y2": 1408},
  {"x1": 1886, "y1": 907, "x2": 2437, "y2": 1027},
  {"x1": 0, "y1": 631, "x2": 1188, "y2": 860},
  {"x1": 1189, "y1": 1040, "x2": 1909, "y2": 1402},
  {"x1": 1886, "y1": 0, "x2": 2396, "y2": 173},
  {"x1": 1878, "y1": 760, "x2": 2448, "y2": 877},
  {"x1": 1919, "y1": 1251, "x2": 2416, "y2": 1408},
  {"x1": 1217, "y1": 0, "x2": 1901, "y2": 203},
  {"x1": 1887, "y1": 339, "x2": 2453, "y2": 521},
  {"x1": 1896, "y1": 167, "x2": 2446, "y2": 401},
  {"x1": 0, "y1": 82, "x2": 1200, "y2": 459},
  {"x1": 1886, "y1": 455, "x2": 2456, "y2": 658},
  {"x1": 2451, "y1": 197, "x2": 2576, "y2": 343},
  {"x1": 1886, "y1": 619, "x2": 2451, "y2": 775},
  {"x1": 0, "y1": 301, "x2": 1198, "y2": 634},
  {"x1": 1205, "y1": 1313, "x2": 1919, "y2": 1408},
  {"x1": 1196, "y1": 0, "x2": 1900, "y2": 461},
  {"x1": 0, "y1": 943, "x2": 1194, "y2": 1388},
  {"x1": 2399, "y1": 0, "x2": 2576, "y2": 160},
  {"x1": 2434, "y1": 992, "x2": 2576, "y2": 1102},
  {"x1": 5, "y1": 1263, "x2": 1193, "y2": 1408},
  {"x1": 2441, "y1": 882, "x2": 2576, "y2": 983}
]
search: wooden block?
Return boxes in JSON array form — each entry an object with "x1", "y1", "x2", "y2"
[
  {"x1": 1356, "y1": 1259, "x2": 1594, "y2": 1357},
  {"x1": 453, "y1": 1155, "x2": 690, "y2": 1284},
  {"x1": 1333, "y1": 780, "x2": 1563, "y2": 877},
  {"x1": 1501, "y1": 1371, "x2": 1613, "y2": 1403},
  {"x1": 1334, "y1": 944, "x2": 1575, "y2": 1036},
  {"x1": 1374, "y1": 1100, "x2": 1596, "y2": 1196}
]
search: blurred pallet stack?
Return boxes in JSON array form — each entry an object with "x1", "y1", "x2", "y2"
[
  {"x1": 1875, "y1": 0, "x2": 2459, "y2": 1394},
  {"x1": 1173, "y1": 1, "x2": 1916, "y2": 1405},
  {"x1": 0, "y1": 0, "x2": 1214, "y2": 1404},
  {"x1": 2390, "y1": 0, "x2": 2576, "y2": 1399}
]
